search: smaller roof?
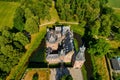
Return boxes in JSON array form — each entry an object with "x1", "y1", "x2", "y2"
[
  {"x1": 76, "y1": 45, "x2": 86, "y2": 61},
  {"x1": 55, "y1": 27, "x2": 61, "y2": 32},
  {"x1": 46, "y1": 30, "x2": 58, "y2": 43},
  {"x1": 110, "y1": 58, "x2": 120, "y2": 70}
]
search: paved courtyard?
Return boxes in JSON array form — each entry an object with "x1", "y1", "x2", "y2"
[{"x1": 50, "y1": 68, "x2": 83, "y2": 80}]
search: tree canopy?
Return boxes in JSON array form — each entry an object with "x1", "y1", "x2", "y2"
[{"x1": 88, "y1": 38, "x2": 110, "y2": 56}]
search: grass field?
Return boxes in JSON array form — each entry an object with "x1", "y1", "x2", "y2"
[
  {"x1": 0, "y1": 1, "x2": 19, "y2": 28},
  {"x1": 81, "y1": 65, "x2": 87, "y2": 80},
  {"x1": 114, "y1": 8, "x2": 120, "y2": 21},
  {"x1": 108, "y1": 0, "x2": 120, "y2": 8},
  {"x1": 71, "y1": 24, "x2": 85, "y2": 36},
  {"x1": 23, "y1": 68, "x2": 50, "y2": 80}
]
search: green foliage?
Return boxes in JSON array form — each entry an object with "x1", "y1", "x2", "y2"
[
  {"x1": 32, "y1": 73, "x2": 38, "y2": 80},
  {"x1": 99, "y1": 14, "x2": 112, "y2": 37},
  {"x1": 0, "y1": 27, "x2": 27, "y2": 79},
  {"x1": 93, "y1": 72, "x2": 102, "y2": 80},
  {"x1": 107, "y1": 48, "x2": 120, "y2": 58},
  {"x1": 25, "y1": 8, "x2": 34, "y2": 19},
  {"x1": 60, "y1": 75, "x2": 73, "y2": 80},
  {"x1": 55, "y1": 0, "x2": 100, "y2": 22},
  {"x1": 111, "y1": 14, "x2": 120, "y2": 27},
  {"x1": 13, "y1": 41, "x2": 24, "y2": 50},
  {"x1": 22, "y1": 0, "x2": 52, "y2": 19},
  {"x1": 111, "y1": 15, "x2": 120, "y2": 41},
  {"x1": 14, "y1": 32, "x2": 29, "y2": 46},
  {"x1": 89, "y1": 20, "x2": 100, "y2": 36},
  {"x1": 113, "y1": 72, "x2": 120, "y2": 80},
  {"x1": 114, "y1": 33, "x2": 120, "y2": 41},
  {"x1": 25, "y1": 17, "x2": 39, "y2": 34},
  {"x1": 81, "y1": 65, "x2": 87, "y2": 80},
  {"x1": 13, "y1": 7, "x2": 25, "y2": 31},
  {"x1": 88, "y1": 38, "x2": 110, "y2": 56},
  {"x1": 0, "y1": 36, "x2": 10, "y2": 47},
  {"x1": 7, "y1": 27, "x2": 46, "y2": 80}
]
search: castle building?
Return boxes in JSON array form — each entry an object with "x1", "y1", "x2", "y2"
[
  {"x1": 73, "y1": 45, "x2": 86, "y2": 68},
  {"x1": 46, "y1": 26, "x2": 85, "y2": 68}
]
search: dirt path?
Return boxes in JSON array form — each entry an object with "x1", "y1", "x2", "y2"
[{"x1": 39, "y1": 21, "x2": 79, "y2": 27}]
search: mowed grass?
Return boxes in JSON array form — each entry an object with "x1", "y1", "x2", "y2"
[
  {"x1": 108, "y1": 0, "x2": 120, "y2": 8},
  {"x1": 114, "y1": 8, "x2": 120, "y2": 20},
  {"x1": 0, "y1": 1, "x2": 19, "y2": 28}
]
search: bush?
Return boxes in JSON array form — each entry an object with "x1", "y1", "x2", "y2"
[{"x1": 32, "y1": 73, "x2": 38, "y2": 80}]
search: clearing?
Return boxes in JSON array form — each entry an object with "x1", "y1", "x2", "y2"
[{"x1": 0, "y1": 1, "x2": 19, "y2": 28}]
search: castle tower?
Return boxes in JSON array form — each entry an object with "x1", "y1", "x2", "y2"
[{"x1": 73, "y1": 45, "x2": 86, "y2": 69}]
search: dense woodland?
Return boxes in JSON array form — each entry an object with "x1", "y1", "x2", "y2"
[
  {"x1": 0, "y1": 26, "x2": 29, "y2": 79},
  {"x1": 0, "y1": 0, "x2": 120, "y2": 80}
]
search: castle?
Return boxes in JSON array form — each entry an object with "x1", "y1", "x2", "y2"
[{"x1": 46, "y1": 26, "x2": 85, "y2": 68}]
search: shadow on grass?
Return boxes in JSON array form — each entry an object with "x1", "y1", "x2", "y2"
[{"x1": 28, "y1": 38, "x2": 48, "y2": 68}]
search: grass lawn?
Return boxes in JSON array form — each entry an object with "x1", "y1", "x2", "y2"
[
  {"x1": 71, "y1": 24, "x2": 85, "y2": 36},
  {"x1": 113, "y1": 8, "x2": 120, "y2": 20},
  {"x1": 108, "y1": 0, "x2": 120, "y2": 8},
  {"x1": 81, "y1": 65, "x2": 87, "y2": 80},
  {"x1": 0, "y1": 1, "x2": 19, "y2": 28},
  {"x1": 23, "y1": 68, "x2": 50, "y2": 80},
  {"x1": 74, "y1": 38, "x2": 79, "y2": 51}
]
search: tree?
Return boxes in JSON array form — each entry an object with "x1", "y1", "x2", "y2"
[
  {"x1": 60, "y1": 75, "x2": 73, "y2": 80},
  {"x1": 88, "y1": 38, "x2": 110, "y2": 56},
  {"x1": 13, "y1": 7, "x2": 25, "y2": 31},
  {"x1": 99, "y1": 15, "x2": 112, "y2": 37},
  {"x1": 25, "y1": 17, "x2": 39, "y2": 34},
  {"x1": 14, "y1": 32, "x2": 29, "y2": 46},
  {"x1": 89, "y1": 20, "x2": 100, "y2": 36},
  {"x1": 0, "y1": 36, "x2": 10, "y2": 47},
  {"x1": 32, "y1": 73, "x2": 38, "y2": 80},
  {"x1": 25, "y1": 8, "x2": 34, "y2": 19},
  {"x1": 93, "y1": 72, "x2": 102, "y2": 80}
]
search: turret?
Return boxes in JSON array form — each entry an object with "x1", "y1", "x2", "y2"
[{"x1": 73, "y1": 45, "x2": 86, "y2": 69}]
